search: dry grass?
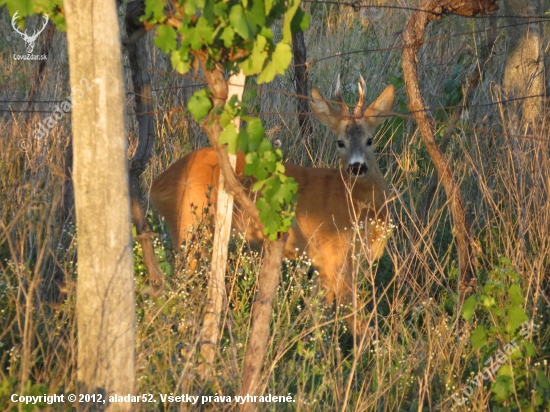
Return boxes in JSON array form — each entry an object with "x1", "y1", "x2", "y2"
[{"x1": 1, "y1": 2, "x2": 549, "y2": 411}]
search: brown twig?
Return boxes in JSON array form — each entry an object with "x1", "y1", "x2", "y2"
[
  {"x1": 401, "y1": 0, "x2": 498, "y2": 286},
  {"x1": 419, "y1": 14, "x2": 497, "y2": 223},
  {"x1": 240, "y1": 235, "x2": 287, "y2": 411}
]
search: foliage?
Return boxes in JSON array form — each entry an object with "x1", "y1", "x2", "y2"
[
  {"x1": 461, "y1": 257, "x2": 550, "y2": 411},
  {"x1": 0, "y1": 0, "x2": 66, "y2": 31},
  {"x1": 144, "y1": 0, "x2": 309, "y2": 82},
  {"x1": 0, "y1": 379, "x2": 50, "y2": 411},
  {"x1": 220, "y1": 98, "x2": 298, "y2": 238},
  {"x1": 143, "y1": 0, "x2": 308, "y2": 239}
]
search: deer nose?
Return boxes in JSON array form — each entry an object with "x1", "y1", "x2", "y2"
[{"x1": 348, "y1": 162, "x2": 368, "y2": 176}]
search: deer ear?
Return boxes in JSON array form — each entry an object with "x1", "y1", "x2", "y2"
[
  {"x1": 364, "y1": 85, "x2": 395, "y2": 129},
  {"x1": 310, "y1": 87, "x2": 341, "y2": 132}
]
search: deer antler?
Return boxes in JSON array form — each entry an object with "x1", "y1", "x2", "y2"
[
  {"x1": 334, "y1": 73, "x2": 349, "y2": 116},
  {"x1": 353, "y1": 75, "x2": 366, "y2": 117}
]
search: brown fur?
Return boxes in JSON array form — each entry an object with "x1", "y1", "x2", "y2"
[{"x1": 150, "y1": 84, "x2": 395, "y2": 335}]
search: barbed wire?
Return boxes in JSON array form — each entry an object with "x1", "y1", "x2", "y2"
[
  {"x1": 303, "y1": 0, "x2": 550, "y2": 20},
  {"x1": 0, "y1": 11, "x2": 546, "y2": 92},
  {"x1": 2, "y1": 64, "x2": 547, "y2": 118},
  {"x1": 2, "y1": 3, "x2": 548, "y2": 142},
  {"x1": 4, "y1": 88, "x2": 549, "y2": 143},
  {"x1": 0, "y1": 100, "x2": 65, "y2": 103},
  {"x1": 2, "y1": 16, "x2": 542, "y2": 95},
  {"x1": 0, "y1": 109, "x2": 57, "y2": 113},
  {"x1": 293, "y1": 18, "x2": 549, "y2": 68}
]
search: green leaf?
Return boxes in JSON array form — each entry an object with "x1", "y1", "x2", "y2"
[
  {"x1": 188, "y1": 17, "x2": 215, "y2": 50},
  {"x1": 142, "y1": 0, "x2": 166, "y2": 24},
  {"x1": 257, "y1": 43, "x2": 292, "y2": 84},
  {"x1": 389, "y1": 75, "x2": 405, "y2": 88},
  {"x1": 492, "y1": 376, "x2": 512, "y2": 402},
  {"x1": 170, "y1": 50, "x2": 191, "y2": 74},
  {"x1": 239, "y1": 35, "x2": 268, "y2": 76},
  {"x1": 260, "y1": 26, "x2": 274, "y2": 39},
  {"x1": 238, "y1": 129, "x2": 250, "y2": 152},
  {"x1": 290, "y1": 6, "x2": 310, "y2": 34},
  {"x1": 219, "y1": 113, "x2": 232, "y2": 129},
  {"x1": 443, "y1": 79, "x2": 459, "y2": 95},
  {"x1": 256, "y1": 198, "x2": 278, "y2": 240},
  {"x1": 214, "y1": 1, "x2": 228, "y2": 18},
  {"x1": 510, "y1": 343, "x2": 524, "y2": 359},
  {"x1": 535, "y1": 370, "x2": 550, "y2": 389},
  {"x1": 202, "y1": 0, "x2": 214, "y2": 22},
  {"x1": 508, "y1": 284, "x2": 524, "y2": 305},
  {"x1": 219, "y1": 123, "x2": 238, "y2": 154},
  {"x1": 177, "y1": 23, "x2": 193, "y2": 49},
  {"x1": 245, "y1": 152, "x2": 262, "y2": 178},
  {"x1": 252, "y1": 180, "x2": 265, "y2": 192},
  {"x1": 523, "y1": 341, "x2": 536, "y2": 357},
  {"x1": 275, "y1": 177, "x2": 297, "y2": 204},
  {"x1": 230, "y1": 5, "x2": 252, "y2": 40},
  {"x1": 263, "y1": 177, "x2": 282, "y2": 204},
  {"x1": 184, "y1": 0, "x2": 197, "y2": 16},
  {"x1": 244, "y1": 0, "x2": 266, "y2": 31},
  {"x1": 246, "y1": 119, "x2": 265, "y2": 150},
  {"x1": 282, "y1": 0, "x2": 301, "y2": 43},
  {"x1": 258, "y1": 139, "x2": 274, "y2": 155},
  {"x1": 507, "y1": 304, "x2": 528, "y2": 332},
  {"x1": 461, "y1": 295, "x2": 478, "y2": 321},
  {"x1": 188, "y1": 89, "x2": 212, "y2": 121},
  {"x1": 470, "y1": 325, "x2": 487, "y2": 350},
  {"x1": 481, "y1": 295, "x2": 496, "y2": 308},
  {"x1": 265, "y1": 0, "x2": 273, "y2": 15},
  {"x1": 220, "y1": 26, "x2": 235, "y2": 48},
  {"x1": 2, "y1": 0, "x2": 31, "y2": 16},
  {"x1": 497, "y1": 364, "x2": 513, "y2": 377},
  {"x1": 159, "y1": 261, "x2": 173, "y2": 276},
  {"x1": 155, "y1": 25, "x2": 177, "y2": 53},
  {"x1": 219, "y1": 96, "x2": 240, "y2": 127}
]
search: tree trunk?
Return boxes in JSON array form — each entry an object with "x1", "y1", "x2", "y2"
[
  {"x1": 64, "y1": 0, "x2": 135, "y2": 409},
  {"x1": 240, "y1": 236, "x2": 287, "y2": 412},
  {"x1": 125, "y1": 0, "x2": 164, "y2": 294},
  {"x1": 502, "y1": 0, "x2": 544, "y2": 127},
  {"x1": 198, "y1": 71, "x2": 246, "y2": 379},
  {"x1": 292, "y1": 32, "x2": 312, "y2": 138}
]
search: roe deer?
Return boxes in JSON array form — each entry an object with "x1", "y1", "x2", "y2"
[{"x1": 150, "y1": 78, "x2": 395, "y2": 336}]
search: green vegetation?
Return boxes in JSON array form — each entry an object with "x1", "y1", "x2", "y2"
[{"x1": 144, "y1": 0, "x2": 308, "y2": 239}]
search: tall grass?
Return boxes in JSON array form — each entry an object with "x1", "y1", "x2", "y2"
[{"x1": 1, "y1": 2, "x2": 549, "y2": 411}]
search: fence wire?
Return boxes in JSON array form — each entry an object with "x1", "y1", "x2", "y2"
[{"x1": 2, "y1": 2, "x2": 549, "y2": 143}]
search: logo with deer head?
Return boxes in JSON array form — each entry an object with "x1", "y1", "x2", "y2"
[{"x1": 11, "y1": 11, "x2": 49, "y2": 54}]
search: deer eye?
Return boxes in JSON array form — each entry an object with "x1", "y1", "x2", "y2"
[
  {"x1": 337, "y1": 140, "x2": 345, "y2": 148},
  {"x1": 366, "y1": 138, "x2": 373, "y2": 147}
]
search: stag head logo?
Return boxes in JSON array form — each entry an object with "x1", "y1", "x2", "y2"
[{"x1": 11, "y1": 11, "x2": 49, "y2": 54}]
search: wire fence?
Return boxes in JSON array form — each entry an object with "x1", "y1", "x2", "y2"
[
  {"x1": 304, "y1": 0, "x2": 550, "y2": 20},
  {"x1": 2, "y1": 1, "x2": 549, "y2": 142}
]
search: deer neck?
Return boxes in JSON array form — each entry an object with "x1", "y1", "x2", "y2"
[{"x1": 343, "y1": 166, "x2": 390, "y2": 214}]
